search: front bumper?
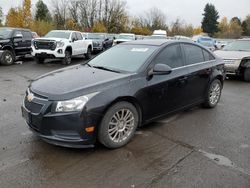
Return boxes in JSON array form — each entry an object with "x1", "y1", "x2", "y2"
[
  {"x1": 21, "y1": 94, "x2": 102, "y2": 148},
  {"x1": 31, "y1": 48, "x2": 65, "y2": 58},
  {"x1": 223, "y1": 60, "x2": 241, "y2": 75}
]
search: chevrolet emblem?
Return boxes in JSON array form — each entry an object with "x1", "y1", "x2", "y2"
[{"x1": 27, "y1": 93, "x2": 34, "y2": 102}]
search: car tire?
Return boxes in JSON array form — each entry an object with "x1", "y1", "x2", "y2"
[
  {"x1": 62, "y1": 50, "x2": 72, "y2": 65},
  {"x1": 0, "y1": 50, "x2": 15, "y2": 65},
  {"x1": 35, "y1": 57, "x2": 45, "y2": 64},
  {"x1": 85, "y1": 46, "x2": 92, "y2": 60},
  {"x1": 243, "y1": 68, "x2": 250, "y2": 82},
  {"x1": 203, "y1": 79, "x2": 222, "y2": 108},
  {"x1": 98, "y1": 102, "x2": 139, "y2": 149}
]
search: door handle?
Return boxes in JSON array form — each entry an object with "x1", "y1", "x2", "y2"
[{"x1": 178, "y1": 76, "x2": 188, "y2": 81}]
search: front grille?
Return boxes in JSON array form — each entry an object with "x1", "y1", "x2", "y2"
[
  {"x1": 24, "y1": 97, "x2": 44, "y2": 114},
  {"x1": 34, "y1": 40, "x2": 57, "y2": 50}
]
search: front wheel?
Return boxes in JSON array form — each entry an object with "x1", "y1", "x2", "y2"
[
  {"x1": 98, "y1": 102, "x2": 139, "y2": 149},
  {"x1": 243, "y1": 68, "x2": 250, "y2": 82},
  {"x1": 85, "y1": 47, "x2": 92, "y2": 60},
  {"x1": 0, "y1": 50, "x2": 15, "y2": 65},
  {"x1": 61, "y1": 50, "x2": 72, "y2": 65},
  {"x1": 35, "y1": 57, "x2": 45, "y2": 64},
  {"x1": 203, "y1": 79, "x2": 222, "y2": 108}
]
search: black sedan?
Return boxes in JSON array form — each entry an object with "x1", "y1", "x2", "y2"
[{"x1": 21, "y1": 40, "x2": 225, "y2": 149}]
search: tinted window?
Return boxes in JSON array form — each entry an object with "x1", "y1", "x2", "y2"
[
  {"x1": 22, "y1": 31, "x2": 32, "y2": 40},
  {"x1": 203, "y1": 50, "x2": 215, "y2": 61},
  {"x1": 76, "y1": 32, "x2": 83, "y2": 40},
  {"x1": 183, "y1": 44, "x2": 204, "y2": 65},
  {"x1": 154, "y1": 44, "x2": 184, "y2": 68},
  {"x1": 71, "y1": 33, "x2": 77, "y2": 41},
  {"x1": 13, "y1": 31, "x2": 22, "y2": 37}
]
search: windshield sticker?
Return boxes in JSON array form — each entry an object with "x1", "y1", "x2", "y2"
[{"x1": 131, "y1": 48, "x2": 149, "y2": 52}]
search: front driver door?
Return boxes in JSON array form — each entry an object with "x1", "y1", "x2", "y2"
[{"x1": 142, "y1": 43, "x2": 189, "y2": 120}]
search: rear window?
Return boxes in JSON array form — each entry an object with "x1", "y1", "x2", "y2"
[
  {"x1": 203, "y1": 50, "x2": 215, "y2": 61},
  {"x1": 183, "y1": 44, "x2": 204, "y2": 65}
]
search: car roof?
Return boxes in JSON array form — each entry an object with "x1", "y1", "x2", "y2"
[{"x1": 121, "y1": 39, "x2": 194, "y2": 46}]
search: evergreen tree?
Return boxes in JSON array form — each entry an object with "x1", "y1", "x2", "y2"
[
  {"x1": 201, "y1": 3, "x2": 219, "y2": 36},
  {"x1": 242, "y1": 16, "x2": 250, "y2": 36},
  {"x1": 35, "y1": 0, "x2": 51, "y2": 22}
]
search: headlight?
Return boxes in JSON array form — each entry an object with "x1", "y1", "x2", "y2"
[
  {"x1": 57, "y1": 41, "x2": 65, "y2": 48},
  {"x1": 54, "y1": 92, "x2": 99, "y2": 113}
]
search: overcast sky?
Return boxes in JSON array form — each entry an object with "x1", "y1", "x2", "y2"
[{"x1": 1, "y1": 0, "x2": 249, "y2": 26}]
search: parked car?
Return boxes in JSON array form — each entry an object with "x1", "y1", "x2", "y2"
[
  {"x1": 214, "y1": 38, "x2": 250, "y2": 81},
  {"x1": 113, "y1": 33, "x2": 136, "y2": 45},
  {"x1": 31, "y1": 32, "x2": 39, "y2": 38},
  {"x1": 195, "y1": 36, "x2": 216, "y2": 51},
  {"x1": 22, "y1": 40, "x2": 225, "y2": 149},
  {"x1": 86, "y1": 33, "x2": 113, "y2": 52},
  {"x1": 31, "y1": 30, "x2": 93, "y2": 65},
  {"x1": 146, "y1": 35, "x2": 168, "y2": 40},
  {"x1": 153, "y1": 30, "x2": 167, "y2": 36},
  {"x1": 174, "y1": 35, "x2": 193, "y2": 42},
  {"x1": 0, "y1": 27, "x2": 32, "y2": 65}
]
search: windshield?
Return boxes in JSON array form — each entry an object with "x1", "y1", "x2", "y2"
[
  {"x1": 118, "y1": 35, "x2": 135, "y2": 40},
  {"x1": 88, "y1": 33, "x2": 105, "y2": 40},
  {"x1": 0, "y1": 28, "x2": 13, "y2": 39},
  {"x1": 45, "y1": 31, "x2": 71, "y2": 39},
  {"x1": 223, "y1": 40, "x2": 250, "y2": 51},
  {"x1": 88, "y1": 45, "x2": 157, "y2": 72}
]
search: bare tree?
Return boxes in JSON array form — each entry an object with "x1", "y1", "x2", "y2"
[{"x1": 51, "y1": 0, "x2": 69, "y2": 29}]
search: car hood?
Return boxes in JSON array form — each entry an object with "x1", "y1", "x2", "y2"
[
  {"x1": 0, "y1": 39, "x2": 10, "y2": 44},
  {"x1": 214, "y1": 50, "x2": 250, "y2": 60},
  {"x1": 34, "y1": 37, "x2": 68, "y2": 42},
  {"x1": 30, "y1": 65, "x2": 132, "y2": 100}
]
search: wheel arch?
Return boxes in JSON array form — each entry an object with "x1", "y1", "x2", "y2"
[
  {"x1": 65, "y1": 46, "x2": 72, "y2": 54},
  {"x1": 103, "y1": 96, "x2": 143, "y2": 127},
  {"x1": 2, "y1": 45, "x2": 15, "y2": 54}
]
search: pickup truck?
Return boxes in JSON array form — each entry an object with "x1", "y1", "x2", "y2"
[
  {"x1": 0, "y1": 27, "x2": 32, "y2": 65},
  {"x1": 31, "y1": 30, "x2": 93, "y2": 65}
]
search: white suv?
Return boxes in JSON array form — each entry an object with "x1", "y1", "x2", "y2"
[{"x1": 31, "y1": 30, "x2": 93, "y2": 65}]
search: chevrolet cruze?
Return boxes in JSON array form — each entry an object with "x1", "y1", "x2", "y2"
[{"x1": 22, "y1": 40, "x2": 225, "y2": 149}]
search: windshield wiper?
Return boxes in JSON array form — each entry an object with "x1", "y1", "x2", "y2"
[{"x1": 93, "y1": 65, "x2": 121, "y2": 73}]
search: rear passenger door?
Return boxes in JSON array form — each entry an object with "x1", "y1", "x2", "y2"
[{"x1": 182, "y1": 43, "x2": 215, "y2": 104}]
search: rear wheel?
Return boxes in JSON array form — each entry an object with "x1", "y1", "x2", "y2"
[
  {"x1": 0, "y1": 50, "x2": 14, "y2": 65},
  {"x1": 34, "y1": 57, "x2": 45, "y2": 64},
  {"x1": 243, "y1": 68, "x2": 250, "y2": 82},
  {"x1": 62, "y1": 50, "x2": 71, "y2": 65},
  {"x1": 98, "y1": 102, "x2": 139, "y2": 149},
  {"x1": 203, "y1": 79, "x2": 222, "y2": 108}
]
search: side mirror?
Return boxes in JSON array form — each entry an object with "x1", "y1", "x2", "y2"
[
  {"x1": 148, "y1": 64, "x2": 172, "y2": 76},
  {"x1": 72, "y1": 38, "x2": 77, "y2": 42}
]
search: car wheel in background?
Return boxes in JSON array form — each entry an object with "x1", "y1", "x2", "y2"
[
  {"x1": 203, "y1": 79, "x2": 222, "y2": 108},
  {"x1": 35, "y1": 57, "x2": 45, "y2": 64},
  {"x1": 85, "y1": 46, "x2": 92, "y2": 60},
  {"x1": 98, "y1": 102, "x2": 139, "y2": 149},
  {"x1": 62, "y1": 50, "x2": 72, "y2": 65},
  {"x1": 243, "y1": 68, "x2": 250, "y2": 82},
  {"x1": 0, "y1": 50, "x2": 15, "y2": 65}
]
